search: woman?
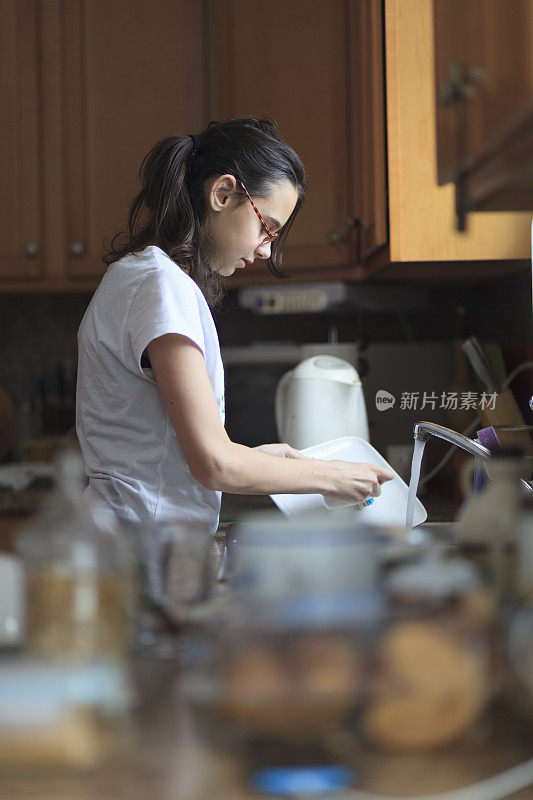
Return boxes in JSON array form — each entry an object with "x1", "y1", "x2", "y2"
[{"x1": 76, "y1": 117, "x2": 392, "y2": 532}]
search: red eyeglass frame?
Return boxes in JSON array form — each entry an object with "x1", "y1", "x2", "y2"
[{"x1": 238, "y1": 180, "x2": 280, "y2": 244}]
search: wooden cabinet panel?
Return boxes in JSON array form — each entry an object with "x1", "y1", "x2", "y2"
[
  {"x1": 348, "y1": 0, "x2": 388, "y2": 264},
  {"x1": 0, "y1": 0, "x2": 44, "y2": 280},
  {"x1": 385, "y1": 0, "x2": 532, "y2": 263},
  {"x1": 434, "y1": 0, "x2": 533, "y2": 198},
  {"x1": 433, "y1": 0, "x2": 533, "y2": 217},
  {"x1": 0, "y1": 0, "x2": 206, "y2": 287},
  {"x1": 62, "y1": 0, "x2": 207, "y2": 280},
  {"x1": 2, "y1": 0, "x2": 529, "y2": 290},
  {"x1": 209, "y1": 0, "x2": 356, "y2": 276}
]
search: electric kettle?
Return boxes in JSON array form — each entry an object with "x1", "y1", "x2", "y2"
[{"x1": 275, "y1": 356, "x2": 369, "y2": 449}]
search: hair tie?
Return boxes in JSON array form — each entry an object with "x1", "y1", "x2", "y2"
[{"x1": 188, "y1": 134, "x2": 199, "y2": 155}]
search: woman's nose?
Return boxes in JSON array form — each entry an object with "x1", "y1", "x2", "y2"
[{"x1": 255, "y1": 240, "x2": 272, "y2": 260}]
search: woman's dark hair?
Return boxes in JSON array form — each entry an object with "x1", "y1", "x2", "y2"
[{"x1": 103, "y1": 117, "x2": 306, "y2": 307}]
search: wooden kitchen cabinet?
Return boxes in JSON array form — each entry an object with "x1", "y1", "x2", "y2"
[
  {"x1": 208, "y1": 0, "x2": 388, "y2": 283},
  {"x1": 433, "y1": 0, "x2": 533, "y2": 218},
  {"x1": 384, "y1": 0, "x2": 532, "y2": 271},
  {"x1": 0, "y1": 1, "x2": 44, "y2": 281},
  {"x1": 2, "y1": 0, "x2": 530, "y2": 292},
  {"x1": 0, "y1": 0, "x2": 207, "y2": 290},
  {"x1": 215, "y1": 0, "x2": 531, "y2": 285}
]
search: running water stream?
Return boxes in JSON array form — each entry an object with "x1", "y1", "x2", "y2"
[{"x1": 405, "y1": 438, "x2": 426, "y2": 541}]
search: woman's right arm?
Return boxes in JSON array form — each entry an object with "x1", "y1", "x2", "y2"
[{"x1": 146, "y1": 333, "x2": 393, "y2": 500}]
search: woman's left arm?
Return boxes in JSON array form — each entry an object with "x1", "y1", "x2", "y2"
[{"x1": 253, "y1": 443, "x2": 309, "y2": 459}]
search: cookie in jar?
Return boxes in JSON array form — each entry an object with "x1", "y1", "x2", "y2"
[{"x1": 362, "y1": 550, "x2": 496, "y2": 751}]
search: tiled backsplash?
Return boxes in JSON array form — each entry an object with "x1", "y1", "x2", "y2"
[{"x1": 1, "y1": 268, "x2": 532, "y2": 451}]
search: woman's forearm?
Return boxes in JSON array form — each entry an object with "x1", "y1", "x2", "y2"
[
  {"x1": 197, "y1": 440, "x2": 392, "y2": 502},
  {"x1": 199, "y1": 441, "x2": 332, "y2": 494}
]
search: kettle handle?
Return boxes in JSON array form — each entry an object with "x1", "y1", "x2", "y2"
[{"x1": 274, "y1": 370, "x2": 293, "y2": 441}]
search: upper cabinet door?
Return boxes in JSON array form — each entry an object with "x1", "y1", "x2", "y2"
[
  {"x1": 434, "y1": 0, "x2": 533, "y2": 213},
  {"x1": 208, "y1": 0, "x2": 354, "y2": 276},
  {"x1": 386, "y1": 0, "x2": 532, "y2": 263},
  {"x1": 348, "y1": 0, "x2": 388, "y2": 266},
  {"x1": 0, "y1": 0, "x2": 44, "y2": 280},
  {"x1": 61, "y1": 0, "x2": 207, "y2": 279}
]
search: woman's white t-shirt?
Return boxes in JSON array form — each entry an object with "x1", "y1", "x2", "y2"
[{"x1": 76, "y1": 245, "x2": 225, "y2": 533}]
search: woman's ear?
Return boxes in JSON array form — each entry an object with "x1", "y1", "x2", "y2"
[{"x1": 207, "y1": 174, "x2": 238, "y2": 212}]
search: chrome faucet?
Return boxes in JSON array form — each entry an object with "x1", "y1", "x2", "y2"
[{"x1": 413, "y1": 421, "x2": 533, "y2": 492}]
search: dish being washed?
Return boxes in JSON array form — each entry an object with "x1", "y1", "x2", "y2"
[{"x1": 269, "y1": 436, "x2": 427, "y2": 528}]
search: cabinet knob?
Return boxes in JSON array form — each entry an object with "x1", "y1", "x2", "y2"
[
  {"x1": 439, "y1": 61, "x2": 486, "y2": 106},
  {"x1": 328, "y1": 229, "x2": 344, "y2": 245},
  {"x1": 70, "y1": 241, "x2": 85, "y2": 257},
  {"x1": 24, "y1": 243, "x2": 39, "y2": 258}
]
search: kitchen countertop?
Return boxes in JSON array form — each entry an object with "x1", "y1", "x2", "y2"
[
  {"x1": 0, "y1": 655, "x2": 532, "y2": 800},
  {"x1": 0, "y1": 523, "x2": 531, "y2": 799}
]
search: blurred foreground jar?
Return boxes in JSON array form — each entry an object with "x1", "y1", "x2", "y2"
[
  {"x1": 185, "y1": 607, "x2": 374, "y2": 756},
  {"x1": 125, "y1": 516, "x2": 214, "y2": 658},
  {"x1": 362, "y1": 550, "x2": 496, "y2": 752},
  {"x1": 0, "y1": 658, "x2": 132, "y2": 768},
  {"x1": 186, "y1": 512, "x2": 385, "y2": 758},
  {"x1": 504, "y1": 493, "x2": 533, "y2": 723},
  {"x1": 16, "y1": 450, "x2": 133, "y2": 660}
]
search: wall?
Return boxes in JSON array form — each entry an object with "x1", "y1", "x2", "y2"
[{"x1": 1, "y1": 266, "x2": 532, "y2": 451}]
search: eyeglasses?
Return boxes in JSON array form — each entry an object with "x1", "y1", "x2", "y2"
[{"x1": 238, "y1": 180, "x2": 280, "y2": 244}]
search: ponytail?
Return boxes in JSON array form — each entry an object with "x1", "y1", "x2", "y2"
[{"x1": 103, "y1": 118, "x2": 306, "y2": 307}]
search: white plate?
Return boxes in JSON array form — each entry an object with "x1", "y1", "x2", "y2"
[{"x1": 270, "y1": 436, "x2": 427, "y2": 527}]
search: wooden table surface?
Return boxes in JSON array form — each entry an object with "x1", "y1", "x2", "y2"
[{"x1": 0, "y1": 656, "x2": 532, "y2": 800}]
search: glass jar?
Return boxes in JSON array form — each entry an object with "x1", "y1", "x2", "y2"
[
  {"x1": 185, "y1": 599, "x2": 379, "y2": 782},
  {"x1": 123, "y1": 516, "x2": 214, "y2": 658},
  {"x1": 16, "y1": 450, "x2": 133, "y2": 660},
  {"x1": 185, "y1": 512, "x2": 386, "y2": 759},
  {"x1": 361, "y1": 549, "x2": 496, "y2": 752}
]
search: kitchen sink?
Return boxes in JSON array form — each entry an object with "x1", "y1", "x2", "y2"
[{"x1": 415, "y1": 520, "x2": 459, "y2": 543}]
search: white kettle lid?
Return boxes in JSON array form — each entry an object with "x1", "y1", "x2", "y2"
[{"x1": 292, "y1": 355, "x2": 362, "y2": 386}]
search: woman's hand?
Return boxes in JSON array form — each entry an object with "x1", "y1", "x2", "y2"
[
  {"x1": 325, "y1": 460, "x2": 394, "y2": 503},
  {"x1": 253, "y1": 443, "x2": 309, "y2": 459}
]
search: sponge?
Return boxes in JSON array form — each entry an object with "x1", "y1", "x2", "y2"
[{"x1": 476, "y1": 426, "x2": 501, "y2": 453}]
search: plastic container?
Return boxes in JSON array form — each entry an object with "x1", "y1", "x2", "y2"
[{"x1": 269, "y1": 436, "x2": 427, "y2": 527}]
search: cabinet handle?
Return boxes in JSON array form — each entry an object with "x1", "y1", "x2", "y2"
[
  {"x1": 347, "y1": 216, "x2": 364, "y2": 231},
  {"x1": 439, "y1": 61, "x2": 487, "y2": 106},
  {"x1": 348, "y1": 217, "x2": 365, "y2": 263},
  {"x1": 70, "y1": 241, "x2": 85, "y2": 257},
  {"x1": 24, "y1": 243, "x2": 40, "y2": 258},
  {"x1": 328, "y1": 229, "x2": 344, "y2": 245}
]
